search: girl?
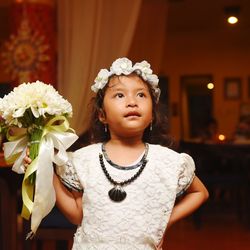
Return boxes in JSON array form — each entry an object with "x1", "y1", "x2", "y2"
[{"x1": 25, "y1": 57, "x2": 208, "y2": 249}]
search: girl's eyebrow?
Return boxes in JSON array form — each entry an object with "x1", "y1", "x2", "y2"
[
  {"x1": 109, "y1": 86, "x2": 148, "y2": 92},
  {"x1": 136, "y1": 87, "x2": 147, "y2": 91},
  {"x1": 108, "y1": 87, "x2": 125, "y2": 92}
]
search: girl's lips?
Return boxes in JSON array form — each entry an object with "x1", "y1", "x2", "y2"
[{"x1": 124, "y1": 111, "x2": 141, "y2": 117}]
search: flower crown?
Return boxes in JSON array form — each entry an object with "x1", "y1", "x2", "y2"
[{"x1": 91, "y1": 57, "x2": 161, "y2": 102}]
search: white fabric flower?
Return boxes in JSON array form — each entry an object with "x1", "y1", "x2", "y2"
[
  {"x1": 146, "y1": 74, "x2": 159, "y2": 86},
  {"x1": 133, "y1": 61, "x2": 153, "y2": 76},
  {"x1": 91, "y1": 69, "x2": 110, "y2": 92},
  {"x1": 110, "y1": 58, "x2": 133, "y2": 75}
]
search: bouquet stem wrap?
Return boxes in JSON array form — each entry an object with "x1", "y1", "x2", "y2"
[
  {"x1": 28, "y1": 126, "x2": 43, "y2": 184},
  {"x1": 4, "y1": 116, "x2": 78, "y2": 235}
]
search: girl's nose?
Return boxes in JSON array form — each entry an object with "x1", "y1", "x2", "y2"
[{"x1": 126, "y1": 96, "x2": 137, "y2": 107}]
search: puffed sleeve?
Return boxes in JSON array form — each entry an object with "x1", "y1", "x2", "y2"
[
  {"x1": 176, "y1": 153, "x2": 195, "y2": 197},
  {"x1": 55, "y1": 153, "x2": 83, "y2": 192}
]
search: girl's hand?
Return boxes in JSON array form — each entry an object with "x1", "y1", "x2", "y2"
[
  {"x1": 157, "y1": 238, "x2": 164, "y2": 250},
  {"x1": 23, "y1": 148, "x2": 32, "y2": 171},
  {"x1": 168, "y1": 176, "x2": 209, "y2": 227}
]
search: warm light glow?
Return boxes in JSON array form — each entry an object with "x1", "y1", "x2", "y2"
[
  {"x1": 207, "y1": 82, "x2": 214, "y2": 90},
  {"x1": 227, "y1": 16, "x2": 238, "y2": 24},
  {"x1": 218, "y1": 134, "x2": 226, "y2": 141}
]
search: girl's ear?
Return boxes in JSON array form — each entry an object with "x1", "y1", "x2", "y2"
[{"x1": 98, "y1": 108, "x2": 106, "y2": 123}]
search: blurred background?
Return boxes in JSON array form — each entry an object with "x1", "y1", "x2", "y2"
[{"x1": 0, "y1": 0, "x2": 250, "y2": 250}]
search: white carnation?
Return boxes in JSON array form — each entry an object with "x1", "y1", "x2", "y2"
[{"x1": 0, "y1": 80, "x2": 73, "y2": 128}]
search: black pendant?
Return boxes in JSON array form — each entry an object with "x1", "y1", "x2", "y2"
[{"x1": 108, "y1": 186, "x2": 127, "y2": 202}]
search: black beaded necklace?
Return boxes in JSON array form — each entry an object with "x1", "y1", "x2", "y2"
[{"x1": 99, "y1": 144, "x2": 148, "y2": 202}]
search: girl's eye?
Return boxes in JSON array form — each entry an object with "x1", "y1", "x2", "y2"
[
  {"x1": 137, "y1": 92, "x2": 146, "y2": 98},
  {"x1": 115, "y1": 93, "x2": 124, "y2": 98}
]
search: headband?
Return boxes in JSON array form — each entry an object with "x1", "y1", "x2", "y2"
[{"x1": 91, "y1": 57, "x2": 161, "y2": 102}]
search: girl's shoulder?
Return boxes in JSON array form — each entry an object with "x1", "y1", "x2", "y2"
[
  {"x1": 148, "y1": 143, "x2": 194, "y2": 166},
  {"x1": 148, "y1": 143, "x2": 179, "y2": 158},
  {"x1": 73, "y1": 143, "x2": 102, "y2": 158}
]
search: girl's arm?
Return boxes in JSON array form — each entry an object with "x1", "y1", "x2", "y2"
[
  {"x1": 157, "y1": 176, "x2": 208, "y2": 249},
  {"x1": 24, "y1": 151, "x2": 83, "y2": 225},
  {"x1": 168, "y1": 176, "x2": 209, "y2": 228},
  {"x1": 53, "y1": 173, "x2": 83, "y2": 225}
]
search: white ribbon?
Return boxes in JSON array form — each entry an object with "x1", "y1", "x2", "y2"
[
  {"x1": 3, "y1": 136, "x2": 28, "y2": 174},
  {"x1": 3, "y1": 129, "x2": 78, "y2": 234}
]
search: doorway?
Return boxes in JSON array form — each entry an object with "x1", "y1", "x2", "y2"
[{"x1": 180, "y1": 75, "x2": 213, "y2": 140}]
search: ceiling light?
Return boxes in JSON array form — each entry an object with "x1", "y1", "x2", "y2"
[
  {"x1": 227, "y1": 16, "x2": 238, "y2": 24},
  {"x1": 224, "y1": 5, "x2": 240, "y2": 25}
]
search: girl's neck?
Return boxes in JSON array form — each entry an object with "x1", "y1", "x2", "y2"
[
  {"x1": 107, "y1": 131, "x2": 144, "y2": 147},
  {"x1": 107, "y1": 138, "x2": 144, "y2": 147},
  {"x1": 104, "y1": 139, "x2": 146, "y2": 166}
]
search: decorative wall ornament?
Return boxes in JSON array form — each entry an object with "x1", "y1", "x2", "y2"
[{"x1": 1, "y1": 14, "x2": 50, "y2": 84}]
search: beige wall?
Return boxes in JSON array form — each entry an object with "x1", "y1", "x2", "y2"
[{"x1": 163, "y1": 28, "x2": 250, "y2": 140}]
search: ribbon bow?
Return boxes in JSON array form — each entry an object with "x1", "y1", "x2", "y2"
[{"x1": 3, "y1": 116, "x2": 78, "y2": 235}]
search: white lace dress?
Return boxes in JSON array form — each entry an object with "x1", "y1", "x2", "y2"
[{"x1": 56, "y1": 143, "x2": 195, "y2": 250}]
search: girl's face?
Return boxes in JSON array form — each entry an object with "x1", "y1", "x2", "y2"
[{"x1": 99, "y1": 74, "x2": 153, "y2": 139}]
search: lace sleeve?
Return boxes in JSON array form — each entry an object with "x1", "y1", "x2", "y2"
[
  {"x1": 176, "y1": 153, "x2": 195, "y2": 197},
  {"x1": 55, "y1": 159, "x2": 83, "y2": 192}
]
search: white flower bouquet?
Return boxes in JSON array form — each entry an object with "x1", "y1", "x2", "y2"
[{"x1": 0, "y1": 81, "x2": 78, "y2": 236}]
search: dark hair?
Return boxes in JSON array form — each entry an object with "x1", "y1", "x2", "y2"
[{"x1": 88, "y1": 74, "x2": 173, "y2": 147}]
